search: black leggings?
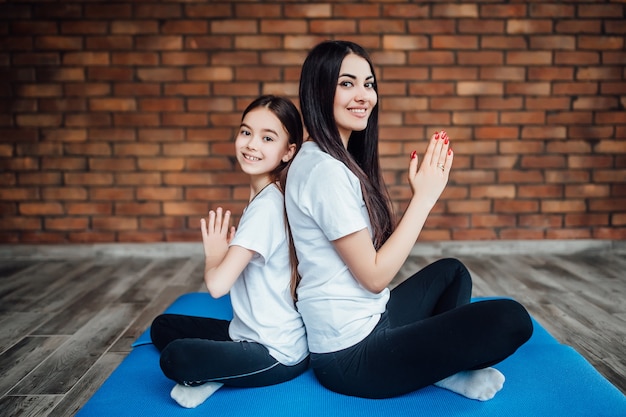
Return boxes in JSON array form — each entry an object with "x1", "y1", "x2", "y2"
[
  {"x1": 310, "y1": 258, "x2": 533, "y2": 399},
  {"x1": 150, "y1": 315, "x2": 308, "y2": 387}
]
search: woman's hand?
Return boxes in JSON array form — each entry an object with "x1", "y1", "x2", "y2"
[
  {"x1": 408, "y1": 130, "x2": 453, "y2": 209},
  {"x1": 201, "y1": 207, "x2": 236, "y2": 269}
]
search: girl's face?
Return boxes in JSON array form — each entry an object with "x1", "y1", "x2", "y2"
[
  {"x1": 235, "y1": 107, "x2": 296, "y2": 182},
  {"x1": 333, "y1": 53, "x2": 378, "y2": 146}
]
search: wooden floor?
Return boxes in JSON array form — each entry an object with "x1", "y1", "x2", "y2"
[{"x1": 0, "y1": 242, "x2": 624, "y2": 416}]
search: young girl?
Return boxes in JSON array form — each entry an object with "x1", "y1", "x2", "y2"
[
  {"x1": 150, "y1": 95, "x2": 308, "y2": 408},
  {"x1": 285, "y1": 40, "x2": 533, "y2": 400}
]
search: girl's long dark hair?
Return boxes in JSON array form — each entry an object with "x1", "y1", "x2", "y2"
[
  {"x1": 241, "y1": 95, "x2": 303, "y2": 303},
  {"x1": 298, "y1": 40, "x2": 395, "y2": 250}
]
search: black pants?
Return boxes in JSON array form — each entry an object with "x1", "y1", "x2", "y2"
[
  {"x1": 150, "y1": 315, "x2": 308, "y2": 387},
  {"x1": 310, "y1": 258, "x2": 533, "y2": 399}
]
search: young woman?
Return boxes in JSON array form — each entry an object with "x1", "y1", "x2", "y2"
[
  {"x1": 150, "y1": 95, "x2": 308, "y2": 408},
  {"x1": 285, "y1": 40, "x2": 533, "y2": 400}
]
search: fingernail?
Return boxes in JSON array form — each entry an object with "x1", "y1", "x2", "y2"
[
  {"x1": 410, "y1": 150, "x2": 417, "y2": 159},
  {"x1": 444, "y1": 138, "x2": 449, "y2": 144},
  {"x1": 435, "y1": 132, "x2": 439, "y2": 139},
  {"x1": 448, "y1": 148, "x2": 453, "y2": 155}
]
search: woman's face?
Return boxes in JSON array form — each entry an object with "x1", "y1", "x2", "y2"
[{"x1": 333, "y1": 53, "x2": 378, "y2": 147}]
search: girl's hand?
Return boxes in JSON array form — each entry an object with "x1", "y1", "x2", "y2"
[
  {"x1": 408, "y1": 130, "x2": 453, "y2": 209},
  {"x1": 201, "y1": 207, "x2": 236, "y2": 269}
]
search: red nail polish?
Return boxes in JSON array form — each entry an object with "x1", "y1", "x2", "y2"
[
  {"x1": 448, "y1": 148, "x2": 452, "y2": 155},
  {"x1": 435, "y1": 133, "x2": 439, "y2": 139},
  {"x1": 444, "y1": 138, "x2": 449, "y2": 144},
  {"x1": 410, "y1": 150, "x2": 417, "y2": 159}
]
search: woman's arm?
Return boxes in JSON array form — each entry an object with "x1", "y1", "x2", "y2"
[
  {"x1": 333, "y1": 131, "x2": 453, "y2": 293},
  {"x1": 201, "y1": 207, "x2": 254, "y2": 298}
]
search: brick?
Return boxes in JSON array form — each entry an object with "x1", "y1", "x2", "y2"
[
  {"x1": 160, "y1": 19, "x2": 209, "y2": 35},
  {"x1": 65, "y1": 202, "x2": 113, "y2": 216},
  {"x1": 384, "y1": 67, "x2": 429, "y2": 80},
  {"x1": 573, "y1": 96, "x2": 619, "y2": 110},
  {"x1": 518, "y1": 185, "x2": 563, "y2": 198},
  {"x1": 64, "y1": 52, "x2": 110, "y2": 66},
  {"x1": 46, "y1": 217, "x2": 90, "y2": 231},
  {"x1": 89, "y1": 157, "x2": 135, "y2": 171},
  {"x1": 519, "y1": 214, "x2": 563, "y2": 228},
  {"x1": 88, "y1": 67, "x2": 134, "y2": 81},
  {"x1": 0, "y1": 216, "x2": 41, "y2": 230},
  {"x1": 114, "y1": 143, "x2": 160, "y2": 156},
  {"x1": 361, "y1": 20, "x2": 406, "y2": 34},
  {"x1": 589, "y1": 198, "x2": 626, "y2": 212},
  {"x1": 114, "y1": 172, "x2": 162, "y2": 186},
  {"x1": 555, "y1": 20, "x2": 601, "y2": 34},
  {"x1": 547, "y1": 229, "x2": 592, "y2": 239},
  {"x1": 554, "y1": 51, "x2": 599, "y2": 65},
  {"x1": 35, "y1": 36, "x2": 83, "y2": 50},
  {"x1": 65, "y1": 172, "x2": 114, "y2": 185},
  {"x1": 592, "y1": 227, "x2": 626, "y2": 240},
  {"x1": 507, "y1": 20, "x2": 553, "y2": 34},
  {"x1": 506, "y1": 51, "x2": 552, "y2": 65},
  {"x1": 92, "y1": 217, "x2": 138, "y2": 231},
  {"x1": 595, "y1": 140, "x2": 626, "y2": 154},
  {"x1": 545, "y1": 170, "x2": 590, "y2": 184},
  {"x1": 138, "y1": 99, "x2": 184, "y2": 112},
  {"x1": 566, "y1": 184, "x2": 610, "y2": 198},
  {"x1": 18, "y1": 173, "x2": 61, "y2": 188},
  {"x1": 113, "y1": 113, "x2": 160, "y2": 127},
  {"x1": 86, "y1": 36, "x2": 133, "y2": 50},
  {"x1": 135, "y1": 36, "x2": 183, "y2": 50},
  {"x1": 530, "y1": 4, "x2": 575, "y2": 18},
  {"x1": 42, "y1": 187, "x2": 87, "y2": 200},
  {"x1": 553, "y1": 82, "x2": 597, "y2": 95},
  {"x1": 542, "y1": 199, "x2": 588, "y2": 213},
  {"x1": 89, "y1": 188, "x2": 134, "y2": 201},
  {"x1": 18, "y1": 202, "x2": 62, "y2": 215},
  {"x1": 236, "y1": 66, "x2": 282, "y2": 81},
  {"x1": 61, "y1": 21, "x2": 108, "y2": 35},
  {"x1": 137, "y1": 157, "x2": 185, "y2": 171},
  {"x1": 453, "y1": 111, "x2": 498, "y2": 125},
  {"x1": 90, "y1": 128, "x2": 136, "y2": 142},
  {"x1": 186, "y1": 67, "x2": 233, "y2": 81},
  {"x1": 162, "y1": 113, "x2": 208, "y2": 127},
  {"x1": 458, "y1": 19, "x2": 505, "y2": 34},
  {"x1": 90, "y1": 98, "x2": 137, "y2": 112},
  {"x1": 432, "y1": 36, "x2": 478, "y2": 50},
  {"x1": 13, "y1": 53, "x2": 60, "y2": 66},
  {"x1": 310, "y1": 20, "x2": 356, "y2": 34},
  {"x1": 480, "y1": 4, "x2": 527, "y2": 18},
  {"x1": 111, "y1": 21, "x2": 159, "y2": 34},
  {"x1": 457, "y1": 82, "x2": 503, "y2": 96},
  {"x1": 69, "y1": 231, "x2": 116, "y2": 243},
  {"x1": 163, "y1": 202, "x2": 209, "y2": 216},
  {"x1": 452, "y1": 229, "x2": 497, "y2": 240},
  {"x1": 505, "y1": 82, "x2": 551, "y2": 96},
  {"x1": 500, "y1": 229, "x2": 546, "y2": 240},
  {"x1": 40, "y1": 98, "x2": 87, "y2": 112},
  {"x1": 139, "y1": 216, "x2": 185, "y2": 229},
  {"x1": 501, "y1": 111, "x2": 545, "y2": 125},
  {"x1": 494, "y1": 200, "x2": 539, "y2": 213},
  {"x1": 408, "y1": 19, "x2": 456, "y2": 34},
  {"x1": 521, "y1": 126, "x2": 567, "y2": 140},
  {"x1": 546, "y1": 140, "x2": 592, "y2": 154},
  {"x1": 65, "y1": 113, "x2": 111, "y2": 127},
  {"x1": 137, "y1": 187, "x2": 183, "y2": 201},
  {"x1": 478, "y1": 97, "x2": 523, "y2": 110},
  {"x1": 137, "y1": 68, "x2": 184, "y2": 81},
  {"x1": 65, "y1": 83, "x2": 110, "y2": 97},
  {"x1": 115, "y1": 202, "x2": 161, "y2": 216},
  {"x1": 185, "y1": 4, "x2": 232, "y2": 18},
  {"x1": 161, "y1": 52, "x2": 208, "y2": 66},
  {"x1": 577, "y1": 67, "x2": 622, "y2": 81},
  {"x1": 458, "y1": 51, "x2": 503, "y2": 65},
  {"x1": 285, "y1": 4, "x2": 331, "y2": 18}
]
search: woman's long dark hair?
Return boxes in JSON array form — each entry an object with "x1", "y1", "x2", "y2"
[
  {"x1": 298, "y1": 40, "x2": 395, "y2": 250},
  {"x1": 241, "y1": 95, "x2": 303, "y2": 303}
]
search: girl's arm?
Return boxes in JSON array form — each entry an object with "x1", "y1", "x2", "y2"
[
  {"x1": 201, "y1": 207, "x2": 254, "y2": 298},
  {"x1": 333, "y1": 131, "x2": 453, "y2": 293}
]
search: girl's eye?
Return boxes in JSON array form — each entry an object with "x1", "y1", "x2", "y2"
[
  {"x1": 263, "y1": 136, "x2": 274, "y2": 142},
  {"x1": 240, "y1": 129, "x2": 251, "y2": 136}
]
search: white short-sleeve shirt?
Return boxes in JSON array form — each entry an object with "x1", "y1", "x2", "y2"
[
  {"x1": 285, "y1": 142, "x2": 390, "y2": 353},
  {"x1": 228, "y1": 184, "x2": 308, "y2": 365}
]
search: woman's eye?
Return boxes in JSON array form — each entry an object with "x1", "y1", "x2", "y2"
[
  {"x1": 263, "y1": 136, "x2": 274, "y2": 142},
  {"x1": 340, "y1": 80, "x2": 353, "y2": 87},
  {"x1": 365, "y1": 82, "x2": 375, "y2": 89}
]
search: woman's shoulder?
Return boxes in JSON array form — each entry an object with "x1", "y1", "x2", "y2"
[{"x1": 295, "y1": 142, "x2": 349, "y2": 174}]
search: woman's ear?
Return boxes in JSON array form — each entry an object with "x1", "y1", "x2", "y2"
[{"x1": 282, "y1": 143, "x2": 296, "y2": 163}]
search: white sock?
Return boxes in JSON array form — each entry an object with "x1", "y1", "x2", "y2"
[
  {"x1": 170, "y1": 382, "x2": 224, "y2": 408},
  {"x1": 434, "y1": 368, "x2": 505, "y2": 401}
]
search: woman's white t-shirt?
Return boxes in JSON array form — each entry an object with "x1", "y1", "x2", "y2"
[
  {"x1": 228, "y1": 184, "x2": 308, "y2": 366},
  {"x1": 285, "y1": 142, "x2": 390, "y2": 353}
]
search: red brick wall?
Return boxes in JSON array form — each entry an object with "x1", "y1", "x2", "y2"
[{"x1": 1, "y1": 1, "x2": 625, "y2": 243}]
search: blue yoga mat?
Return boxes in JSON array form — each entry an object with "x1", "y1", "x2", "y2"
[{"x1": 78, "y1": 293, "x2": 626, "y2": 417}]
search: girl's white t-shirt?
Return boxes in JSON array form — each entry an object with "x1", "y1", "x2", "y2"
[
  {"x1": 228, "y1": 184, "x2": 308, "y2": 366},
  {"x1": 285, "y1": 141, "x2": 390, "y2": 353}
]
